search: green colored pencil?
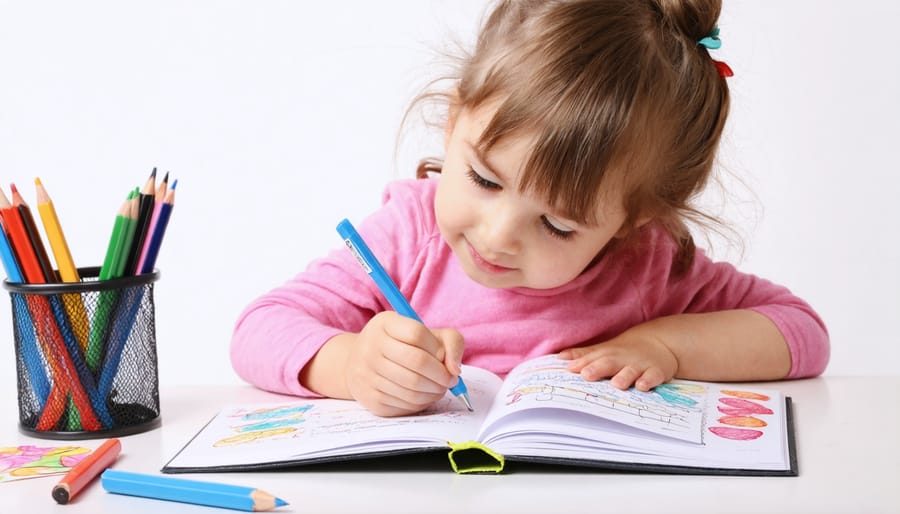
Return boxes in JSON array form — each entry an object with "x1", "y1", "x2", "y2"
[{"x1": 86, "y1": 191, "x2": 133, "y2": 373}]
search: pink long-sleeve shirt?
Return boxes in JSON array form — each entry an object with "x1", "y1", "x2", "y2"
[{"x1": 231, "y1": 178, "x2": 829, "y2": 396}]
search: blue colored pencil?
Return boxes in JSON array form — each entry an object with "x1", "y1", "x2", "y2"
[
  {"x1": 138, "y1": 179, "x2": 176, "y2": 274},
  {"x1": 101, "y1": 469, "x2": 288, "y2": 512},
  {"x1": 0, "y1": 221, "x2": 50, "y2": 407},
  {"x1": 336, "y1": 218, "x2": 473, "y2": 411}
]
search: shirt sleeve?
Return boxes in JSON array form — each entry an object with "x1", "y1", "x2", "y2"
[
  {"x1": 632, "y1": 229, "x2": 830, "y2": 378},
  {"x1": 229, "y1": 180, "x2": 431, "y2": 396}
]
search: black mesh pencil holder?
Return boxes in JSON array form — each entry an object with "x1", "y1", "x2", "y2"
[{"x1": 4, "y1": 267, "x2": 161, "y2": 439}]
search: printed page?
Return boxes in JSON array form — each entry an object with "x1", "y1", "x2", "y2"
[
  {"x1": 476, "y1": 354, "x2": 790, "y2": 471},
  {"x1": 478, "y1": 354, "x2": 706, "y2": 443},
  {"x1": 165, "y1": 365, "x2": 502, "y2": 470}
]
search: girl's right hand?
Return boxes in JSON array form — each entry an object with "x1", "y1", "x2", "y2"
[{"x1": 345, "y1": 311, "x2": 464, "y2": 417}]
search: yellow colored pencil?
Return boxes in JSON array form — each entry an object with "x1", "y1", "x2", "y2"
[{"x1": 34, "y1": 178, "x2": 90, "y2": 352}]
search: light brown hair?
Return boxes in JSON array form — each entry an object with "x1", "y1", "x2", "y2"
[{"x1": 413, "y1": 0, "x2": 730, "y2": 272}]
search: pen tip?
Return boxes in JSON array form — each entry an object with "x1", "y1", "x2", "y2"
[{"x1": 461, "y1": 393, "x2": 474, "y2": 412}]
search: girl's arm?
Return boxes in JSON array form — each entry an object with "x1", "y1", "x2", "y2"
[
  {"x1": 562, "y1": 228, "x2": 828, "y2": 389},
  {"x1": 230, "y1": 180, "x2": 445, "y2": 401},
  {"x1": 561, "y1": 308, "x2": 792, "y2": 390}
]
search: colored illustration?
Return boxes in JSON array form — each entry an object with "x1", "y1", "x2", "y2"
[
  {"x1": 0, "y1": 445, "x2": 90, "y2": 482},
  {"x1": 721, "y1": 389, "x2": 770, "y2": 401},
  {"x1": 717, "y1": 397, "x2": 774, "y2": 416},
  {"x1": 709, "y1": 390, "x2": 774, "y2": 441},
  {"x1": 499, "y1": 355, "x2": 708, "y2": 442},
  {"x1": 718, "y1": 415, "x2": 767, "y2": 428},
  {"x1": 708, "y1": 426, "x2": 764, "y2": 440},
  {"x1": 214, "y1": 404, "x2": 313, "y2": 447}
]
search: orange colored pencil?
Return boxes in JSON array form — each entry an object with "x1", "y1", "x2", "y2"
[{"x1": 52, "y1": 438, "x2": 122, "y2": 504}]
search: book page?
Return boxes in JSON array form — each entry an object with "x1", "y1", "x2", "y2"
[
  {"x1": 478, "y1": 354, "x2": 707, "y2": 444},
  {"x1": 165, "y1": 365, "x2": 502, "y2": 471},
  {"x1": 475, "y1": 354, "x2": 790, "y2": 471}
]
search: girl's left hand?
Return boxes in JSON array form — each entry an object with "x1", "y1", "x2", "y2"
[{"x1": 559, "y1": 328, "x2": 680, "y2": 391}]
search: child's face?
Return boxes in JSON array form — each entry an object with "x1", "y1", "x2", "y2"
[{"x1": 435, "y1": 103, "x2": 629, "y2": 290}]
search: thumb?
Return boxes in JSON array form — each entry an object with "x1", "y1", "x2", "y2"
[{"x1": 431, "y1": 328, "x2": 465, "y2": 376}]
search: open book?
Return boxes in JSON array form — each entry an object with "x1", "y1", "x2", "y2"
[{"x1": 163, "y1": 354, "x2": 796, "y2": 476}]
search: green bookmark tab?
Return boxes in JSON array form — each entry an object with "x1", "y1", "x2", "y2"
[{"x1": 447, "y1": 441, "x2": 505, "y2": 474}]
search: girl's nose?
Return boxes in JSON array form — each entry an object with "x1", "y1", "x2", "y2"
[{"x1": 480, "y1": 204, "x2": 522, "y2": 256}]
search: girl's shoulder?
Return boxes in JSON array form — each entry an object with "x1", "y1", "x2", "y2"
[
  {"x1": 381, "y1": 177, "x2": 438, "y2": 206},
  {"x1": 380, "y1": 178, "x2": 440, "y2": 240}
]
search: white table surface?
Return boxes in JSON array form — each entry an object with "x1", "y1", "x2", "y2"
[{"x1": 2, "y1": 377, "x2": 898, "y2": 514}]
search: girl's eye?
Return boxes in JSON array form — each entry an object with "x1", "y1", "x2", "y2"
[
  {"x1": 466, "y1": 169, "x2": 501, "y2": 190},
  {"x1": 541, "y1": 216, "x2": 575, "y2": 240}
]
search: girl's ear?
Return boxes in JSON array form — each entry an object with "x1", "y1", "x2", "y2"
[
  {"x1": 613, "y1": 216, "x2": 652, "y2": 239},
  {"x1": 444, "y1": 89, "x2": 462, "y2": 151}
]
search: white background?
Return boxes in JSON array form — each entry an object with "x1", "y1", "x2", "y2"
[{"x1": 0, "y1": 0, "x2": 897, "y2": 396}]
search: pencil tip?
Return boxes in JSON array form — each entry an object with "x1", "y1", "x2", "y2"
[
  {"x1": 275, "y1": 498, "x2": 288, "y2": 507},
  {"x1": 10, "y1": 183, "x2": 18, "y2": 194},
  {"x1": 150, "y1": 167, "x2": 157, "y2": 178},
  {"x1": 34, "y1": 177, "x2": 42, "y2": 186},
  {"x1": 161, "y1": 171, "x2": 169, "y2": 183},
  {"x1": 171, "y1": 179, "x2": 178, "y2": 190}
]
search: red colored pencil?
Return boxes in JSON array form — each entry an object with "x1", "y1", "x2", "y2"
[
  {"x1": 52, "y1": 438, "x2": 122, "y2": 504},
  {"x1": 0, "y1": 187, "x2": 46, "y2": 283}
]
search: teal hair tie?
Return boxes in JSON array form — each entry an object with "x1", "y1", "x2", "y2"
[{"x1": 698, "y1": 27, "x2": 722, "y2": 50}]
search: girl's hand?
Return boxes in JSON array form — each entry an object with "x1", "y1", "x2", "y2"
[
  {"x1": 559, "y1": 327, "x2": 679, "y2": 392},
  {"x1": 345, "y1": 311, "x2": 464, "y2": 417}
]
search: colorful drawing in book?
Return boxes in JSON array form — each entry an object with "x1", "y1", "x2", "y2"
[
  {"x1": 708, "y1": 390, "x2": 775, "y2": 441},
  {"x1": 214, "y1": 404, "x2": 313, "y2": 447}
]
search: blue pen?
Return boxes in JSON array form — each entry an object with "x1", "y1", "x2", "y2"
[{"x1": 337, "y1": 218, "x2": 473, "y2": 411}]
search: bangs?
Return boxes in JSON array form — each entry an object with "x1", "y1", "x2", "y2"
[{"x1": 464, "y1": 3, "x2": 667, "y2": 226}]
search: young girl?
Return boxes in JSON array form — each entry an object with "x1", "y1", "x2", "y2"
[{"x1": 231, "y1": 0, "x2": 829, "y2": 417}]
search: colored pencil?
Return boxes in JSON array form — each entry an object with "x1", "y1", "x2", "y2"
[
  {"x1": 101, "y1": 469, "x2": 288, "y2": 512},
  {"x1": 52, "y1": 438, "x2": 121, "y2": 504},
  {"x1": 87, "y1": 192, "x2": 132, "y2": 373},
  {"x1": 11, "y1": 183, "x2": 57, "y2": 283},
  {"x1": 0, "y1": 187, "x2": 46, "y2": 284},
  {"x1": 34, "y1": 178, "x2": 79, "y2": 282},
  {"x1": 113, "y1": 189, "x2": 140, "y2": 278},
  {"x1": 101, "y1": 179, "x2": 177, "y2": 398},
  {"x1": 0, "y1": 258, "x2": 102, "y2": 429},
  {"x1": 97, "y1": 285, "x2": 144, "y2": 400},
  {"x1": 0, "y1": 216, "x2": 24, "y2": 283},
  {"x1": 123, "y1": 169, "x2": 156, "y2": 276},
  {"x1": 0, "y1": 188, "x2": 96, "y2": 429},
  {"x1": 0, "y1": 216, "x2": 50, "y2": 407},
  {"x1": 139, "y1": 179, "x2": 176, "y2": 274},
  {"x1": 35, "y1": 177, "x2": 90, "y2": 351},
  {"x1": 135, "y1": 171, "x2": 168, "y2": 274}
]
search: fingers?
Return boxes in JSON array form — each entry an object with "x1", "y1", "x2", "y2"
[
  {"x1": 382, "y1": 314, "x2": 444, "y2": 357},
  {"x1": 432, "y1": 328, "x2": 465, "y2": 375},
  {"x1": 349, "y1": 313, "x2": 464, "y2": 416},
  {"x1": 380, "y1": 341, "x2": 455, "y2": 391},
  {"x1": 560, "y1": 340, "x2": 675, "y2": 391}
]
